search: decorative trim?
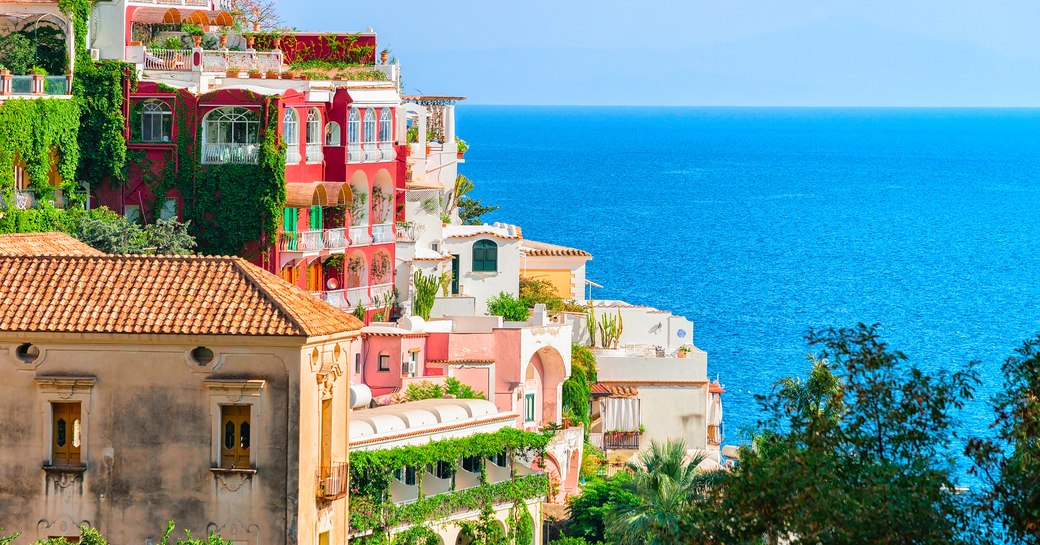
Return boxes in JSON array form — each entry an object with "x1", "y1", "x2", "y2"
[
  {"x1": 35, "y1": 376, "x2": 96, "y2": 399},
  {"x1": 210, "y1": 467, "x2": 257, "y2": 493},
  {"x1": 204, "y1": 379, "x2": 265, "y2": 402}
]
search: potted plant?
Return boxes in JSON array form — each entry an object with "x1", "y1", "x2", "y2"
[
  {"x1": 248, "y1": 69, "x2": 262, "y2": 79},
  {"x1": 456, "y1": 138, "x2": 468, "y2": 159},
  {"x1": 0, "y1": 64, "x2": 9, "y2": 76},
  {"x1": 181, "y1": 23, "x2": 205, "y2": 47},
  {"x1": 380, "y1": 48, "x2": 389, "y2": 65},
  {"x1": 219, "y1": 30, "x2": 228, "y2": 48},
  {"x1": 225, "y1": 69, "x2": 239, "y2": 78},
  {"x1": 266, "y1": 69, "x2": 279, "y2": 79},
  {"x1": 243, "y1": 32, "x2": 255, "y2": 49},
  {"x1": 281, "y1": 71, "x2": 294, "y2": 80},
  {"x1": 677, "y1": 344, "x2": 693, "y2": 358}
]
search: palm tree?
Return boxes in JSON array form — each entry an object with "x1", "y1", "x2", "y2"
[{"x1": 606, "y1": 439, "x2": 720, "y2": 544}]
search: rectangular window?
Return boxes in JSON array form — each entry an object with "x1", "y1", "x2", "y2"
[
  {"x1": 51, "y1": 402, "x2": 81, "y2": 467},
  {"x1": 402, "y1": 351, "x2": 418, "y2": 377},
  {"x1": 125, "y1": 205, "x2": 141, "y2": 224},
  {"x1": 354, "y1": 353, "x2": 361, "y2": 375},
  {"x1": 220, "y1": 405, "x2": 251, "y2": 469},
  {"x1": 450, "y1": 255, "x2": 460, "y2": 294},
  {"x1": 524, "y1": 393, "x2": 536, "y2": 422},
  {"x1": 160, "y1": 197, "x2": 178, "y2": 221},
  {"x1": 378, "y1": 353, "x2": 390, "y2": 372}
]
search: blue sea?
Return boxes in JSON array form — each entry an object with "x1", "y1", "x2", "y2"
[{"x1": 457, "y1": 106, "x2": 1040, "y2": 481}]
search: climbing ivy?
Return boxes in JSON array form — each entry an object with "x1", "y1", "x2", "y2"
[{"x1": 0, "y1": 98, "x2": 80, "y2": 201}]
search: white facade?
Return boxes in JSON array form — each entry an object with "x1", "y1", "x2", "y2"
[{"x1": 442, "y1": 223, "x2": 523, "y2": 315}]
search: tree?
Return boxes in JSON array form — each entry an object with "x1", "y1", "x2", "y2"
[
  {"x1": 967, "y1": 335, "x2": 1040, "y2": 543},
  {"x1": 76, "y1": 213, "x2": 197, "y2": 255},
  {"x1": 459, "y1": 196, "x2": 499, "y2": 225},
  {"x1": 520, "y1": 277, "x2": 584, "y2": 312},
  {"x1": 0, "y1": 33, "x2": 35, "y2": 74},
  {"x1": 563, "y1": 344, "x2": 597, "y2": 437},
  {"x1": 224, "y1": 0, "x2": 282, "y2": 31},
  {"x1": 719, "y1": 324, "x2": 982, "y2": 545},
  {"x1": 564, "y1": 472, "x2": 638, "y2": 544},
  {"x1": 607, "y1": 439, "x2": 720, "y2": 545}
]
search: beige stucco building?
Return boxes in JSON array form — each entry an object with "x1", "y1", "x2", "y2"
[{"x1": 0, "y1": 235, "x2": 362, "y2": 545}]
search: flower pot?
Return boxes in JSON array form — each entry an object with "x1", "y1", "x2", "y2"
[
  {"x1": 192, "y1": 35, "x2": 202, "y2": 47},
  {"x1": 273, "y1": 37, "x2": 282, "y2": 50},
  {"x1": 678, "y1": 351, "x2": 687, "y2": 358},
  {"x1": 219, "y1": 35, "x2": 228, "y2": 48},
  {"x1": 456, "y1": 152, "x2": 464, "y2": 159},
  {"x1": 425, "y1": 145, "x2": 431, "y2": 156},
  {"x1": 248, "y1": 72, "x2": 262, "y2": 79},
  {"x1": 245, "y1": 36, "x2": 255, "y2": 49},
  {"x1": 266, "y1": 71, "x2": 279, "y2": 79},
  {"x1": 380, "y1": 50, "x2": 388, "y2": 64},
  {"x1": 226, "y1": 70, "x2": 239, "y2": 78},
  {"x1": 281, "y1": 73, "x2": 294, "y2": 80},
  {"x1": 252, "y1": 22, "x2": 261, "y2": 32}
]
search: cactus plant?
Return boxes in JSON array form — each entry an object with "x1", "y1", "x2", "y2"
[
  {"x1": 412, "y1": 270, "x2": 439, "y2": 320},
  {"x1": 586, "y1": 302, "x2": 597, "y2": 348},
  {"x1": 598, "y1": 310, "x2": 624, "y2": 349}
]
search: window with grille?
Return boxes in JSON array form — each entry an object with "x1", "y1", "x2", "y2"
[{"x1": 201, "y1": 107, "x2": 260, "y2": 164}]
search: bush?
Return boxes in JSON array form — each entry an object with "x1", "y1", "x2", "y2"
[
  {"x1": 0, "y1": 33, "x2": 35, "y2": 74},
  {"x1": 402, "y1": 377, "x2": 484, "y2": 402},
  {"x1": 487, "y1": 291, "x2": 529, "y2": 321},
  {"x1": 520, "y1": 277, "x2": 584, "y2": 312}
]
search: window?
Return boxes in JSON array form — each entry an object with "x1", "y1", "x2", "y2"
[
  {"x1": 451, "y1": 254, "x2": 460, "y2": 294},
  {"x1": 325, "y1": 122, "x2": 341, "y2": 146},
  {"x1": 379, "y1": 108, "x2": 392, "y2": 142},
  {"x1": 310, "y1": 205, "x2": 323, "y2": 230},
  {"x1": 347, "y1": 109, "x2": 361, "y2": 163},
  {"x1": 378, "y1": 352, "x2": 390, "y2": 372},
  {"x1": 202, "y1": 107, "x2": 260, "y2": 164},
  {"x1": 125, "y1": 205, "x2": 141, "y2": 224},
  {"x1": 472, "y1": 240, "x2": 498, "y2": 272},
  {"x1": 283, "y1": 207, "x2": 298, "y2": 232},
  {"x1": 524, "y1": 393, "x2": 536, "y2": 422},
  {"x1": 488, "y1": 451, "x2": 508, "y2": 467},
  {"x1": 363, "y1": 109, "x2": 376, "y2": 143},
  {"x1": 51, "y1": 402, "x2": 81, "y2": 466},
  {"x1": 283, "y1": 108, "x2": 301, "y2": 163},
  {"x1": 220, "y1": 405, "x2": 251, "y2": 469},
  {"x1": 354, "y1": 353, "x2": 361, "y2": 375},
  {"x1": 306, "y1": 108, "x2": 323, "y2": 162},
  {"x1": 430, "y1": 460, "x2": 453, "y2": 480},
  {"x1": 160, "y1": 197, "x2": 178, "y2": 221},
  {"x1": 462, "y1": 455, "x2": 482, "y2": 473},
  {"x1": 140, "y1": 99, "x2": 172, "y2": 143},
  {"x1": 394, "y1": 466, "x2": 416, "y2": 486}
]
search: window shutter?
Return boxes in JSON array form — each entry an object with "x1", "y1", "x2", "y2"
[
  {"x1": 283, "y1": 208, "x2": 297, "y2": 232},
  {"x1": 311, "y1": 205, "x2": 323, "y2": 230}
]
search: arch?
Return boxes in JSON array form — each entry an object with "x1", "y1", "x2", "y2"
[
  {"x1": 363, "y1": 109, "x2": 377, "y2": 143},
  {"x1": 349, "y1": 170, "x2": 369, "y2": 226},
  {"x1": 371, "y1": 169, "x2": 394, "y2": 225},
  {"x1": 525, "y1": 346, "x2": 568, "y2": 424},
  {"x1": 185, "y1": 10, "x2": 209, "y2": 24},
  {"x1": 543, "y1": 453, "x2": 564, "y2": 502},
  {"x1": 347, "y1": 108, "x2": 362, "y2": 162},
  {"x1": 312, "y1": 184, "x2": 328, "y2": 207},
  {"x1": 346, "y1": 251, "x2": 368, "y2": 289},
  {"x1": 140, "y1": 99, "x2": 172, "y2": 143},
  {"x1": 283, "y1": 108, "x2": 301, "y2": 163},
  {"x1": 565, "y1": 449, "x2": 581, "y2": 497},
  {"x1": 201, "y1": 107, "x2": 260, "y2": 164},
  {"x1": 472, "y1": 239, "x2": 498, "y2": 273},
  {"x1": 370, "y1": 249, "x2": 392, "y2": 285},
  {"x1": 325, "y1": 121, "x2": 342, "y2": 146}
]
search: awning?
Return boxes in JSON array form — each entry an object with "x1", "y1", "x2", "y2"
[
  {"x1": 346, "y1": 86, "x2": 401, "y2": 107},
  {"x1": 130, "y1": 7, "x2": 209, "y2": 24},
  {"x1": 285, "y1": 182, "x2": 345, "y2": 208}
]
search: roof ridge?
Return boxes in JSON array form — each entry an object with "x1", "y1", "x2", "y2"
[{"x1": 229, "y1": 257, "x2": 311, "y2": 336}]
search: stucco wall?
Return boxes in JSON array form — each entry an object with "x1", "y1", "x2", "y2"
[
  {"x1": 0, "y1": 331, "x2": 354, "y2": 545},
  {"x1": 443, "y1": 237, "x2": 521, "y2": 314}
]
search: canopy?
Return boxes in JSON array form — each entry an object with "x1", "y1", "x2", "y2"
[{"x1": 285, "y1": 182, "x2": 345, "y2": 208}]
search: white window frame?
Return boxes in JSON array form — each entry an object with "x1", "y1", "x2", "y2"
[
  {"x1": 305, "y1": 108, "x2": 323, "y2": 163},
  {"x1": 347, "y1": 109, "x2": 361, "y2": 163},
  {"x1": 36, "y1": 377, "x2": 95, "y2": 468},
  {"x1": 140, "y1": 99, "x2": 172, "y2": 143},
  {"x1": 283, "y1": 108, "x2": 301, "y2": 164},
  {"x1": 201, "y1": 107, "x2": 260, "y2": 164},
  {"x1": 325, "y1": 121, "x2": 341, "y2": 146},
  {"x1": 205, "y1": 379, "x2": 265, "y2": 470}
]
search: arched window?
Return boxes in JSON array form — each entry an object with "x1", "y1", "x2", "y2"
[
  {"x1": 140, "y1": 99, "x2": 172, "y2": 143},
  {"x1": 379, "y1": 108, "x2": 392, "y2": 142},
  {"x1": 305, "y1": 108, "x2": 322, "y2": 163},
  {"x1": 347, "y1": 109, "x2": 361, "y2": 163},
  {"x1": 283, "y1": 108, "x2": 300, "y2": 163},
  {"x1": 325, "y1": 121, "x2": 341, "y2": 146},
  {"x1": 201, "y1": 107, "x2": 260, "y2": 164},
  {"x1": 363, "y1": 109, "x2": 377, "y2": 143},
  {"x1": 472, "y1": 239, "x2": 498, "y2": 272}
]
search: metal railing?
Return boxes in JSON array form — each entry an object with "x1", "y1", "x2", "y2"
[
  {"x1": 201, "y1": 50, "x2": 284, "y2": 74},
  {"x1": 286, "y1": 145, "x2": 302, "y2": 164},
  {"x1": 201, "y1": 142, "x2": 259, "y2": 164},
  {"x1": 317, "y1": 462, "x2": 348, "y2": 501},
  {"x1": 279, "y1": 230, "x2": 324, "y2": 253},
  {"x1": 603, "y1": 431, "x2": 641, "y2": 450},
  {"x1": 306, "y1": 143, "x2": 323, "y2": 163},
  {"x1": 371, "y1": 223, "x2": 394, "y2": 244},
  {"x1": 144, "y1": 48, "x2": 190, "y2": 71},
  {"x1": 349, "y1": 225, "x2": 370, "y2": 245},
  {"x1": 12, "y1": 189, "x2": 34, "y2": 210},
  {"x1": 326, "y1": 228, "x2": 349, "y2": 250}
]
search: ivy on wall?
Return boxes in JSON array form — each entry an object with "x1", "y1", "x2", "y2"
[{"x1": 0, "y1": 98, "x2": 80, "y2": 198}]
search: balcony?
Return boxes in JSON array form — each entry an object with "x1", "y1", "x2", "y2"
[
  {"x1": 128, "y1": 0, "x2": 209, "y2": 6},
  {"x1": 135, "y1": 46, "x2": 284, "y2": 75},
  {"x1": 201, "y1": 142, "x2": 259, "y2": 164},
  {"x1": 371, "y1": 223, "x2": 394, "y2": 244},
  {"x1": 347, "y1": 141, "x2": 395, "y2": 164},
  {"x1": 2, "y1": 75, "x2": 72, "y2": 97},
  {"x1": 325, "y1": 228, "x2": 349, "y2": 251},
  {"x1": 306, "y1": 143, "x2": 323, "y2": 163},
  {"x1": 602, "y1": 431, "x2": 641, "y2": 450},
  {"x1": 370, "y1": 283, "x2": 393, "y2": 302},
  {"x1": 313, "y1": 286, "x2": 379, "y2": 311},
  {"x1": 279, "y1": 228, "x2": 357, "y2": 258},
  {"x1": 349, "y1": 225, "x2": 370, "y2": 245},
  {"x1": 317, "y1": 462, "x2": 348, "y2": 501}
]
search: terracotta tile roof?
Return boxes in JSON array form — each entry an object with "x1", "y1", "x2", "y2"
[
  {"x1": 0, "y1": 254, "x2": 363, "y2": 336},
  {"x1": 521, "y1": 240, "x2": 591, "y2": 258},
  {"x1": 591, "y1": 384, "x2": 639, "y2": 397},
  {"x1": 0, "y1": 232, "x2": 103, "y2": 256}
]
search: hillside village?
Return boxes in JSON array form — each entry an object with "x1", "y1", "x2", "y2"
[{"x1": 0, "y1": 1, "x2": 726, "y2": 543}]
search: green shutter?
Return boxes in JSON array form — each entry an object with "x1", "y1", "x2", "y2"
[
  {"x1": 283, "y1": 207, "x2": 297, "y2": 232},
  {"x1": 310, "y1": 205, "x2": 323, "y2": 230}
]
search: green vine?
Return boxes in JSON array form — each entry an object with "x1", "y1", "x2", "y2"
[{"x1": 0, "y1": 98, "x2": 80, "y2": 202}]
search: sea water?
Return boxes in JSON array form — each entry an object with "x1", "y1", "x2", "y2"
[{"x1": 457, "y1": 106, "x2": 1040, "y2": 479}]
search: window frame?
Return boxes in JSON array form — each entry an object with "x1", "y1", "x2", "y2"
[
  {"x1": 472, "y1": 239, "x2": 499, "y2": 273},
  {"x1": 140, "y1": 99, "x2": 173, "y2": 143},
  {"x1": 36, "y1": 377, "x2": 94, "y2": 469},
  {"x1": 379, "y1": 107, "x2": 392, "y2": 142},
  {"x1": 363, "y1": 109, "x2": 377, "y2": 143},
  {"x1": 378, "y1": 351, "x2": 390, "y2": 372},
  {"x1": 159, "y1": 196, "x2": 178, "y2": 221},
  {"x1": 347, "y1": 109, "x2": 360, "y2": 143},
  {"x1": 524, "y1": 393, "x2": 536, "y2": 422},
  {"x1": 201, "y1": 106, "x2": 260, "y2": 164},
  {"x1": 283, "y1": 108, "x2": 301, "y2": 164},
  {"x1": 205, "y1": 379, "x2": 264, "y2": 471}
]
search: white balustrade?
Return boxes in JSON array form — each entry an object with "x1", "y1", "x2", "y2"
[
  {"x1": 306, "y1": 143, "x2": 324, "y2": 163},
  {"x1": 346, "y1": 287, "x2": 367, "y2": 308},
  {"x1": 363, "y1": 142, "x2": 380, "y2": 162},
  {"x1": 349, "y1": 225, "x2": 370, "y2": 245},
  {"x1": 369, "y1": 283, "x2": 394, "y2": 303},
  {"x1": 201, "y1": 50, "x2": 284, "y2": 74},
  {"x1": 371, "y1": 223, "x2": 394, "y2": 244},
  {"x1": 143, "y1": 48, "x2": 191, "y2": 71},
  {"x1": 279, "y1": 229, "x2": 324, "y2": 253},
  {"x1": 201, "y1": 142, "x2": 259, "y2": 164},
  {"x1": 347, "y1": 143, "x2": 363, "y2": 163},
  {"x1": 326, "y1": 228, "x2": 349, "y2": 251},
  {"x1": 378, "y1": 142, "x2": 397, "y2": 162}
]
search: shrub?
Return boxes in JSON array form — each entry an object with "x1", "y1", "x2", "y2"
[{"x1": 487, "y1": 291, "x2": 529, "y2": 321}]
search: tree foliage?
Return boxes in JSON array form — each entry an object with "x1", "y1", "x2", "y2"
[
  {"x1": 519, "y1": 277, "x2": 585, "y2": 313},
  {"x1": 564, "y1": 472, "x2": 638, "y2": 543},
  {"x1": 77, "y1": 212, "x2": 196, "y2": 255},
  {"x1": 967, "y1": 334, "x2": 1040, "y2": 542},
  {"x1": 459, "y1": 196, "x2": 499, "y2": 225},
  {"x1": 402, "y1": 377, "x2": 485, "y2": 402},
  {"x1": 563, "y1": 344, "x2": 597, "y2": 438},
  {"x1": 487, "y1": 292, "x2": 530, "y2": 321}
]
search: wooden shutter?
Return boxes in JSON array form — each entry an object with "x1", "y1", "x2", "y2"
[
  {"x1": 52, "y1": 402, "x2": 81, "y2": 466},
  {"x1": 310, "y1": 205, "x2": 323, "y2": 230},
  {"x1": 320, "y1": 398, "x2": 332, "y2": 471},
  {"x1": 220, "y1": 405, "x2": 251, "y2": 469},
  {"x1": 283, "y1": 207, "x2": 298, "y2": 232}
]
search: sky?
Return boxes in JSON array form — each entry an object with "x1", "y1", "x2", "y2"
[{"x1": 283, "y1": 1, "x2": 1040, "y2": 106}]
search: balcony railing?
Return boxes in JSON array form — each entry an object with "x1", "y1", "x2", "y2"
[
  {"x1": 12, "y1": 189, "x2": 34, "y2": 210},
  {"x1": 349, "y1": 225, "x2": 370, "y2": 245},
  {"x1": 326, "y1": 227, "x2": 349, "y2": 250},
  {"x1": 317, "y1": 462, "x2": 348, "y2": 501},
  {"x1": 129, "y1": 0, "x2": 209, "y2": 6},
  {"x1": 363, "y1": 140, "x2": 379, "y2": 162},
  {"x1": 3, "y1": 75, "x2": 71, "y2": 96},
  {"x1": 200, "y1": 50, "x2": 284, "y2": 74},
  {"x1": 370, "y1": 283, "x2": 393, "y2": 303},
  {"x1": 286, "y1": 146, "x2": 302, "y2": 164},
  {"x1": 280, "y1": 229, "x2": 324, "y2": 253},
  {"x1": 346, "y1": 142, "x2": 395, "y2": 164},
  {"x1": 603, "y1": 431, "x2": 641, "y2": 450},
  {"x1": 201, "y1": 142, "x2": 259, "y2": 164},
  {"x1": 346, "y1": 286, "x2": 367, "y2": 308},
  {"x1": 306, "y1": 143, "x2": 323, "y2": 163},
  {"x1": 378, "y1": 142, "x2": 396, "y2": 162},
  {"x1": 371, "y1": 223, "x2": 394, "y2": 244},
  {"x1": 144, "y1": 48, "x2": 190, "y2": 71}
]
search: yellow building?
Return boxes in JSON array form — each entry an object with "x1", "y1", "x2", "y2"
[
  {"x1": 519, "y1": 240, "x2": 592, "y2": 302},
  {"x1": 0, "y1": 235, "x2": 362, "y2": 545}
]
